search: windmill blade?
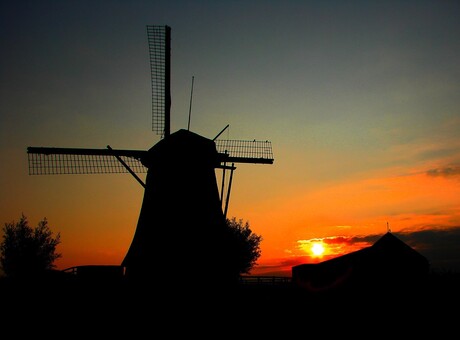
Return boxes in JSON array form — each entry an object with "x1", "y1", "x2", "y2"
[
  {"x1": 27, "y1": 147, "x2": 148, "y2": 175},
  {"x1": 215, "y1": 139, "x2": 274, "y2": 165},
  {"x1": 147, "y1": 25, "x2": 171, "y2": 138}
]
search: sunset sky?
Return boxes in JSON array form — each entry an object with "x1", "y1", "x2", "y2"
[{"x1": 1, "y1": 1, "x2": 460, "y2": 277}]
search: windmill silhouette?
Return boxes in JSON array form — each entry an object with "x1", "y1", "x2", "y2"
[{"x1": 27, "y1": 25, "x2": 274, "y2": 285}]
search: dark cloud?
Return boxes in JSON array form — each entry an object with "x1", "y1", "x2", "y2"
[
  {"x1": 426, "y1": 165, "x2": 460, "y2": 178},
  {"x1": 350, "y1": 234, "x2": 381, "y2": 245},
  {"x1": 398, "y1": 227, "x2": 460, "y2": 273},
  {"x1": 323, "y1": 236, "x2": 353, "y2": 245}
]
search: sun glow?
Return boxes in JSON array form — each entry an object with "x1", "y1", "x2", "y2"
[{"x1": 311, "y1": 242, "x2": 325, "y2": 256}]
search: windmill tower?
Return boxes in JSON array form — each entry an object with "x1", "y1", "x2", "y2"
[{"x1": 27, "y1": 25, "x2": 274, "y2": 286}]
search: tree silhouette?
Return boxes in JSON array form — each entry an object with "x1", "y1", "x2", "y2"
[
  {"x1": 226, "y1": 217, "x2": 262, "y2": 276},
  {"x1": 0, "y1": 214, "x2": 61, "y2": 278}
]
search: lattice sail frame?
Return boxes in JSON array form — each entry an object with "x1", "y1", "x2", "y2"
[
  {"x1": 147, "y1": 25, "x2": 170, "y2": 138},
  {"x1": 27, "y1": 147, "x2": 147, "y2": 175}
]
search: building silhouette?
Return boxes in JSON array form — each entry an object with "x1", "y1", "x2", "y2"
[{"x1": 292, "y1": 231, "x2": 430, "y2": 295}]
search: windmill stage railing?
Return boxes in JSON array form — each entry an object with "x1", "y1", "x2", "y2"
[{"x1": 215, "y1": 139, "x2": 274, "y2": 165}]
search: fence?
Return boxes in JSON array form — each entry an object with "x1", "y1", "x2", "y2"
[
  {"x1": 62, "y1": 266, "x2": 292, "y2": 286},
  {"x1": 239, "y1": 275, "x2": 292, "y2": 286}
]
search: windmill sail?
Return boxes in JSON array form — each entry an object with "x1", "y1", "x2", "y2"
[
  {"x1": 147, "y1": 25, "x2": 171, "y2": 138},
  {"x1": 27, "y1": 147, "x2": 147, "y2": 175}
]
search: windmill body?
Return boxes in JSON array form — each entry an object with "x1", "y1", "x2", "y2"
[
  {"x1": 27, "y1": 25, "x2": 274, "y2": 285},
  {"x1": 122, "y1": 129, "x2": 236, "y2": 284}
]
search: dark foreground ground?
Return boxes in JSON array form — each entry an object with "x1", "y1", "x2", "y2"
[{"x1": 1, "y1": 272, "x2": 459, "y2": 335}]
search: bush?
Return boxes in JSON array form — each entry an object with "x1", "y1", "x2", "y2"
[
  {"x1": 226, "y1": 217, "x2": 262, "y2": 275},
  {"x1": 0, "y1": 214, "x2": 61, "y2": 278}
]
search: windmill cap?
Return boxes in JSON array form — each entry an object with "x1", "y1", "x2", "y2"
[{"x1": 143, "y1": 129, "x2": 218, "y2": 168}]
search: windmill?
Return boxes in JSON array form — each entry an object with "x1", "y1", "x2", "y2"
[{"x1": 27, "y1": 25, "x2": 274, "y2": 284}]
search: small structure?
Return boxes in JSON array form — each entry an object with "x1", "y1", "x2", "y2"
[{"x1": 292, "y1": 232, "x2": 430, "y2": 294}]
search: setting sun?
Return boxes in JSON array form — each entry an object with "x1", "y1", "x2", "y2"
[{"x1": 311, "y1": 243, "x2": 325, "y2": 256}]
